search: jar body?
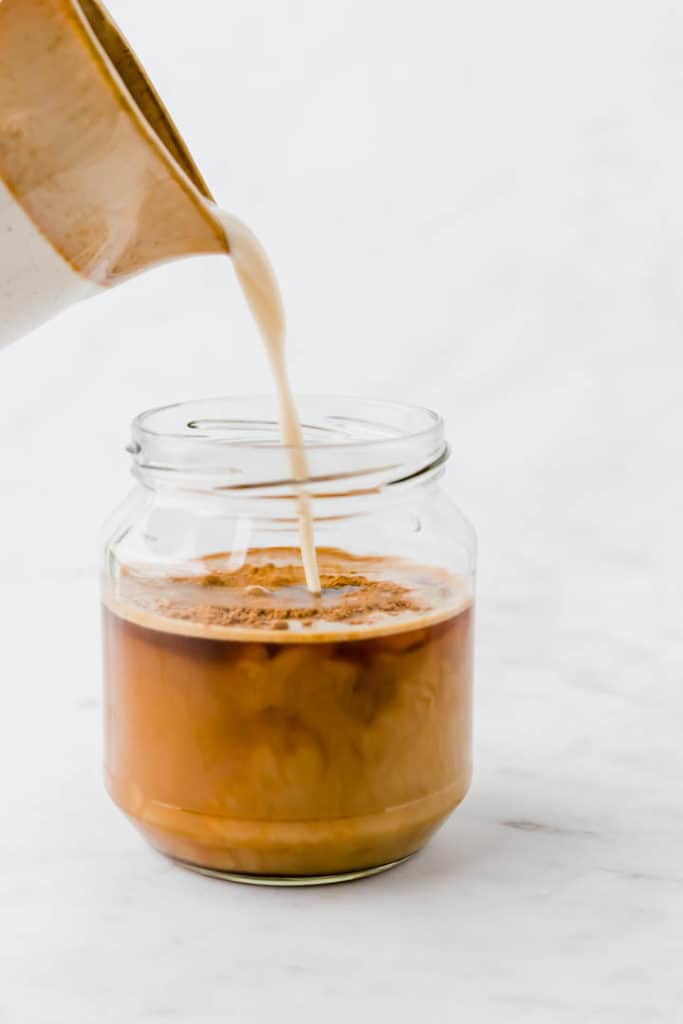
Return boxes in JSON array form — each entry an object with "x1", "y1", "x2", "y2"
[{"x1": 101, "y1": 398, "x2": 476, "y2": 882}]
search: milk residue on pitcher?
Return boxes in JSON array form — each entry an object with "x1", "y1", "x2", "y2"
[{"x1": 215, "y1": 210, "x2": 321, "y2": 595}]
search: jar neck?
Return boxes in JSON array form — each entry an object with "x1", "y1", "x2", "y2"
[
  {"x1": 128, "y1": 395, "x2": 448, "y2": 509},
  {"x1": 133, "y1": 450, "x2": 448, "y2": 515}
]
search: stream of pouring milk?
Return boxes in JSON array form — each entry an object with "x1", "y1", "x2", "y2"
[{"x1": 216, "y1": 211, "x2": 321, "y2": 595}]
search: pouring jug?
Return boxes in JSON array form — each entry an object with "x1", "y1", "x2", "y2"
[{"x1": 0, "y1": 0, "x2": 228, "y2": 348}]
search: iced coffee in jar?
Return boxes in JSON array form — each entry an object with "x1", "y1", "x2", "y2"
[{"x1": 102, "y1": 396, "x2": 476, "y2": 884}]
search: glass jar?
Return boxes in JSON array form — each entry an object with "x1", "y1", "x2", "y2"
[{"x1": 101, "y1": 396, "x2": 476, "y2": 885}]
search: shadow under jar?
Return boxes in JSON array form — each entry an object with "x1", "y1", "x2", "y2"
[{"x1": 102, "y1": 396, "x2": 476, "y2": 885}]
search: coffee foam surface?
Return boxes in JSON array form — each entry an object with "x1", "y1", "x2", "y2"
[{"x1": 103, "y1": 547, "x2": 471, "y2": 644}]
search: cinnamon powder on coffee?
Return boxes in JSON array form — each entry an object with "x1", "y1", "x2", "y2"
[{"x1": 154, "y1": 561, "x2": 426, "y2": 629}]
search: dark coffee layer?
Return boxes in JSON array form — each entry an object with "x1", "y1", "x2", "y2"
[{"x1": 103, "y1": 581, "x2": 473, "y2": 876}]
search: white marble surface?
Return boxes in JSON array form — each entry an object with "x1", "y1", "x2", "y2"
[{"x1": 1, "y1": 1, "x2": 683, "y2": 1020}]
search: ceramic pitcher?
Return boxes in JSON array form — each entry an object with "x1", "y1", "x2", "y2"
[{"x1": 0, "y1": 0, "x2": 228, "y2": 348}]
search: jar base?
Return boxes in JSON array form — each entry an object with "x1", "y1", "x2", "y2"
[{"x1": 170, "y1": 853, "x2": 415, "y2": 887}]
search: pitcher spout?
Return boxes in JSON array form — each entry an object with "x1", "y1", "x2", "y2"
[{"x1": 0, "y1": 0, "x2": 227, "y2": 347}]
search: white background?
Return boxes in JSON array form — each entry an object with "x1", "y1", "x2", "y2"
[{"x1": 1, "y1": 1, "x2": 682, "y2": 1020}]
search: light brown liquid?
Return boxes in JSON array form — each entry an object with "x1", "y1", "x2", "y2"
[
  {"x1": 103, "y1": 549, "x2": 473, "y2": 878},
  {"x1": 216, "y1": 211, "x2": 320, "y2": 594}
]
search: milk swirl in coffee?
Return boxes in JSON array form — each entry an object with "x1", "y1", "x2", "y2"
[{"x1": 103, "y1": 549, "x2": 473, "y2": 878}]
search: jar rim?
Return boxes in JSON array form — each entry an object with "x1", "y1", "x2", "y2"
[{"x1": 129, "y1": 395, "x2": 447, "y2": 495}]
